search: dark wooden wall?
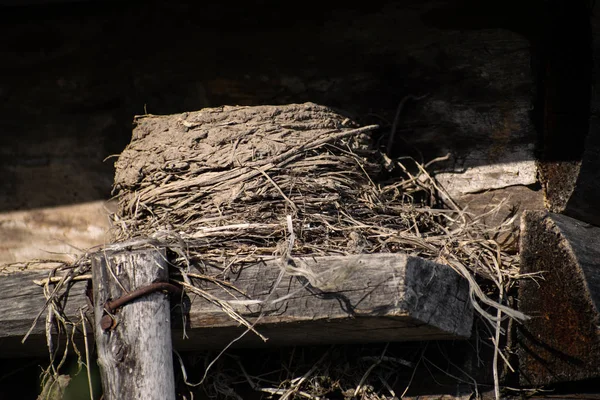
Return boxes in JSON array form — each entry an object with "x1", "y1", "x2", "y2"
[{"x1": 0, "y1": 0, "x2": 551, "y2": 212}]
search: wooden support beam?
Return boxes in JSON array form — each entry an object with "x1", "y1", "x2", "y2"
[
  {"x1": 92, "y1": 249, "x2": 176, "y2": 400},
  {"x1": 0, "y1": 268, "x2": 89, "y2": 358},
  {"x1": 538, "y1": 3, "x2": 597, "y2": 226},
  {"x1": 0, "y1": 253, "x2": 473, "y2": 358},
  {"x1": 174, "y1": 253, "x2": 473, "y2": 349},
  {"x1": 517, "y1": 211, "x2": 600, "y2": 386}
]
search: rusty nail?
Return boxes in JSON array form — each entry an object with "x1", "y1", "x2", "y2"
[
  {"x1": 100, "y1": 314, "x2": 114, "y2": 331},
  {"x1": 100, "y1": 281, "x2": 182, "y2": 331}
]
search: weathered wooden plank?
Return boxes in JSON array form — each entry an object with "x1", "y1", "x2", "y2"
[
  {"x1": 0, "y1": 269, "x2": 89, "y2": 358},
  {"x1": 1, "y1": 253, "x2": 473, "y2": 358},
  {"x1": 435, "y1": 159, "x2": 537, "y2": 199},
  {"x1": 0, "y1": 200, "x2": 113, "y2": 265},
  {"x1": 92, "y1": 249, "x2": 175, "y2": 400},
  {"x1": 173, "y1": 253, "x2": 473, "y2": 349},
  {"x1": 517, "y1": 211, "x2": 600, "y2": 386}
]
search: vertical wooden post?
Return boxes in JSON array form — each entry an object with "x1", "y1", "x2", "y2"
[
  {"x1": 518, "y1": 211, "x2": 600, "y2": 385},
  {"x1": 92, "y1": 249, "x2": 176, "y2": 400}
]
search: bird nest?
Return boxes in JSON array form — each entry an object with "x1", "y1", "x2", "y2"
[
  {"x1": 112, "y1": 103, "x2": 383, "y2": 260},
  {"x1": 112, "y1": 103, "x2": 519, "y2": 287},
  {"x1": 23, "y1": 102, "x2": 528, "y2": 400}
]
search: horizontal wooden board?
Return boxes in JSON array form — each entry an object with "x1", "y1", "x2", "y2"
[
  {"x1": 0, "y1": 253, "x2": 473, "y2": 358},
  {"x1": 0, "y1": 200, "x2": 113, "y2": 265}
]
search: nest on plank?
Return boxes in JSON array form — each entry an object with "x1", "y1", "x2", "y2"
[
  {"x1": 111, "y1": 103, "x2": 519, "y2": 286},
  {"x1": 17, "y1": 102, "x2": 528, "y2": 400}
]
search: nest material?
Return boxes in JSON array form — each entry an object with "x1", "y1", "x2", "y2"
[
  {"x1": 114, "y1": 103, "x2": 411, "y2": 260},
  {"x1": 112, "y1": 103, "x2": 520, "y2": 283}
]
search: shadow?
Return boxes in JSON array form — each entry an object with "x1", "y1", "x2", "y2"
[
  {"x1": 0, "y1": 0, "x2": 593, "y2": 213},
  {"x1": 422, "y1": 0, "x2": 592, "y2": 165}
]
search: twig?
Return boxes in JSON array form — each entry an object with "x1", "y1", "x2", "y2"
[
  {"x1": 80, "y1": 309, "x2": 95, "y2": 400},
  {"x1": 387, "y1": 94, "x2": 429, "y2": 155},
  {"x1": 33, "y1": 274, "x2": 92, "y2": 286},
  {"x1": 255, "y1": 168, "x2": 298, "y2": 212},
  {"x1": 354, "y1": 343, "x2": 389, "y2": 397}
]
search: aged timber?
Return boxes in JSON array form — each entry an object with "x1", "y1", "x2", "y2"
[
  {"x1": 0, "y1": 268, "x2": 89, "y2": 358},
  {"x1": 517, "y1": 211, "x2": 600, "y2": 386},
  {"x1": 173, "y1": 253, "x2": 473, "y2": 350},
  {"x1": 92, "y1": 249, "x2": 176, "y2": 400},
  {"x1": 537, "y1": 2, "x2": 598, "y2": 226},
  {"x1": 0, "y1": 253, "x2": 473, "y2": 357}
]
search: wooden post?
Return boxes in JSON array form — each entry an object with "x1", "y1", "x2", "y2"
[
  {"x1": 517, "y1": 211, "x2": 600, "y2": 385},
  {"x1": 92, "y1": 249, "x2": 176, "y2": 400}
]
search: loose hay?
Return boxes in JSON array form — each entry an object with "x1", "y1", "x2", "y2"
[{"x1": 20, "y1": 102, "x2": 530, "y2": 399}]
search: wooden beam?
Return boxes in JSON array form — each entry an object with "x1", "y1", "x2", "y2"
[
  {"x1": 0, "y1": 201, "x2": 113, "y2": 265},
  {"x1": 0, "y1": 268, "x2": 89, "y2": 358},
  {"x1": 0, "y1": 253, "x2": 473, "y2": 358},
  {"x1": 173, "y1": 253, "x2": 474, "y2": 350},
  {"x1": 92, "y1": 249, "x2": 176, "y2": 400},
  {"x1": 537, "y1": 2, "x2": 597, "y2": 226},
  {"x1": 517, "y1": 211, "x2": 600, "y2": 386}
]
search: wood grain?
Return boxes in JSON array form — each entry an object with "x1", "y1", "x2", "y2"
[
  {"x1": 1, "y1": 253, "x2": 473, "y2": 358},
  {"x1": 173, "y1": 253, "x2": 473, "y2": 350},
  {"x1": 517, "y1": 211, "x2": 600, "y2": 386},
  {"x1": 92, "y1": 249, "x2": 176, "y2": 400}
]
